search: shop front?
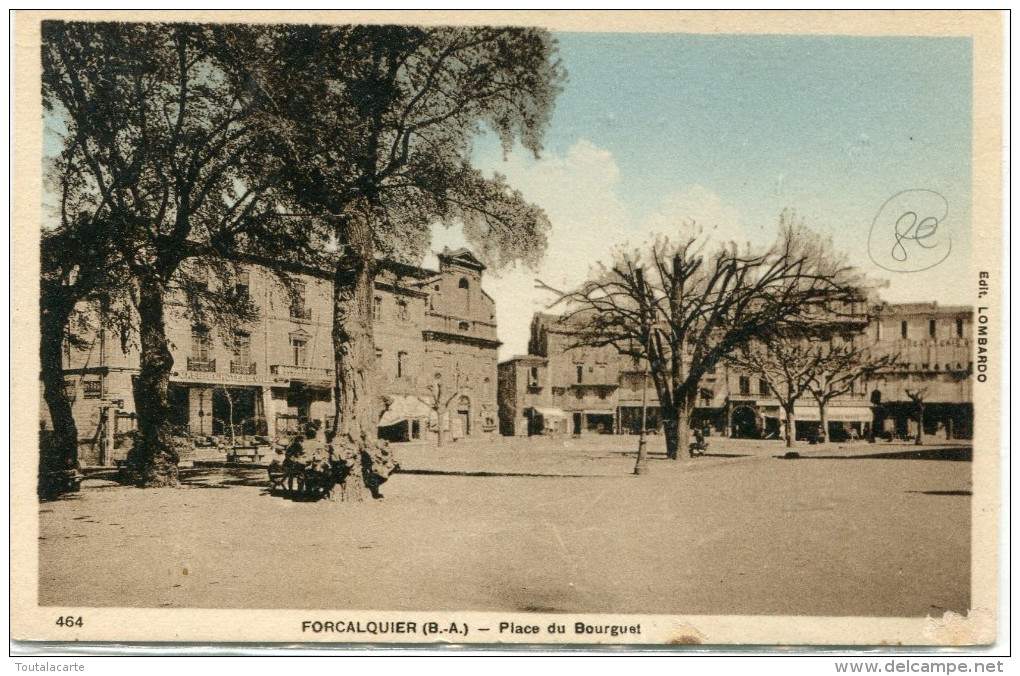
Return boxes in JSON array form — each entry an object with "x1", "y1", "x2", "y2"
[
  {"x1": 526, "y1": 407, "x2": 567, "y2": 436},
  {"x1": 617, "y1": 405, "x2": 662, "y2": 435},
  {"x1": 168, "y1": 368, "x2": 272, "y2": 440},
  {"x1": 761, "y1": 404, "x2": 874, "y2": 441},
  {"x1": 378, "y1": 395, "x2": 433, "y2": 442}
]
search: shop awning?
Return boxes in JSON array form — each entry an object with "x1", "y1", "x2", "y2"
[
  {"x1": 763, "y1": 405, "x2": 873, "y2": 422},
  {"x1": 378, "y1": 396, "x2": 433, "y2": 428},
  {"x1": 530, "y1": 407, "x2": 566, "y2": 418},
  {"x1": 817, "y1": 405, "x2": 874, "y2": 422}
]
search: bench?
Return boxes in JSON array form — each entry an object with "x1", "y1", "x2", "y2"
[{"x1": 225, "y1": 446, "x2": 266, "y2": 463}]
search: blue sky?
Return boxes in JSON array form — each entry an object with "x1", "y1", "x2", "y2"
[{"x1": 426, "y1": 32, "x2": 974, "y2": 357}]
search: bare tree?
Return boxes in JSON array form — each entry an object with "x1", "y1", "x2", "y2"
[
  {"x1": 421, "y1": 368, "x2": 462, "y2": 447},
  {"x1": 728, "y1": 336, "x2": 820, "y2": 448},
  {"x1": 541, "y1": 213, "x2": 860, "y2": 460},
  {"x1": 805, "y1": 339, "x2": 900, "y2": 443}
]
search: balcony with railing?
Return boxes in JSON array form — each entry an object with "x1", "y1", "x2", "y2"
[
  {"x1": 230, "y1": 361, "x2": 257, "y2": 375},
  {"x1": 187, "y1": 358, "x2": 216, "y2": 372},
  {"x1": 270, "y1": 364, "x2": 334, "y2": 384}
]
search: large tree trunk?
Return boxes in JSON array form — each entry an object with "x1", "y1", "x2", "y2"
[
  {"x1": 818, "y1": 399, "x2": 830, "y2": 443},
  {"x1": 125, "y1": 279, "x2": 180, "y2": 487},
  {"x1": 662, "y1": 409, "x2": 679, "y2": 460},
  {"x1": 784, "y1": 406, "x2": 795, "y2": 448},
  {"x1": 677, "y1": 397, "x2": 693, "y2": 460},
  {"x1": 39, "y1": 289, "x2": 80, "y2": 499},
  {"x1": 662, "y1": 398, "x2": 694, "y2": 461},
  {"x1": 914, "y1": 401, "x2": 924, "y2": 446},
  {"x1": 329, "y1": 218, "x2": 395, "y2": 501}
]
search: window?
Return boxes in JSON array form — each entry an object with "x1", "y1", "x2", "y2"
[
  {"x1": 956, "y1": 318, "x2": 964, "y2": 338},
  {"x1": 397, "y1": 351, "x2": 407, "y2": 378},
  {"x1": 929, "y1": 319, "x2": 937, "y2": 338},
  {"x1": 290, "y1": 281, "x2": 310, "y2": 320},
  {"x1": 459, "y1": 277, "x2": 470, "y2": 311},
  {"x1": 739, "y1": 376, "x2": 751, "y2": 395},
  {"x1": 375, "y1": 347, "x2": 383, "y2": 360},
  {"x1": 576, "y1": 365, "x2": 584, "y2": 384},
  {"x1": 232, "y1": 332, "x2": 250, "y2": 359},
  {"x1": 189, "y1": 326, "x2": 215, "y2": 372},
  {"x1": 396, "y1": 299, "x2": 409, "y2": 322},
  {"x1": 373, "y1": 297, "x2": 382, "y2": 321},
  {"x1": 876, "y1": 322, "x2": 884, "y2": 341},
  {"x1": 529, "y1": 366, "x2": 539, "y2": 387},
  {"x1": 191, "y1": 326, "x2": 212, "y2": 360},
  {"x1": 458, "y1": 321, "x2": 470, "y2": 331},
  {"x1": 83, "y1": 380, "x2": 102, "y2": 399},
  {"x1": 233, "y1": 271, "x2": 250, "y2": 300},
  {"x1": 291, "y1": 337, "x2": 307, "y2": 367},
  {"x1": 900, "y1": 321, "x2": 908, "y2": 339},
  {"x1": 758, "y1": 378, "x2": 769, "y2": 396},
  {"x1": 231, "y1": 332, "x2": 253, "y2": 374}
]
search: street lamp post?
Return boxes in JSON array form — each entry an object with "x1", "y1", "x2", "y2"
[
  {"x1": 634, "y1": 351, "x2": 651, "y2": 475},
  {"x1": 635, "y1": 322, "x2": 667, "y2": 476}
]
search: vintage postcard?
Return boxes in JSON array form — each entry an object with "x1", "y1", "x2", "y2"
[{"x1": 11, "y1": 10, "x2": 1004, "y2": 649}]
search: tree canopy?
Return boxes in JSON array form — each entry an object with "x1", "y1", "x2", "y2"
[
  {"x1": 41, "y1": 20, "x2": 565, "y2": 491},
  {"x1": 253, "y1": 24, "x2": 564, "y2": 268}
]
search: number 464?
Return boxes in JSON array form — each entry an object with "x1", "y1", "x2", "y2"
[{"x1": 56, "y1": 616, "x2": 83, "y2": 627}]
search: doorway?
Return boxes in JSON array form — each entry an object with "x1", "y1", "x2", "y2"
[
  {"x1": 731, "y1": 405, "x2": 759, "y2": 439},
  {"x1": 456, "y1": 395, "x2": 471, "y2": 438}
]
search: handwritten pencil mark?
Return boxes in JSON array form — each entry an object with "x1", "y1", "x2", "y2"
[{"x1": 868, "y1": 189, "x2": 952, "y2": 273}]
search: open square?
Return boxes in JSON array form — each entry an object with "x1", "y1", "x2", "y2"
[{"x1": 39, "y1": 436, "x2": 971, "y2": 617}]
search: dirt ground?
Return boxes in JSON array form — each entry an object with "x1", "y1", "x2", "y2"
[{"x1": 38, "y1": 436, "x2": 971, "y2": 616}]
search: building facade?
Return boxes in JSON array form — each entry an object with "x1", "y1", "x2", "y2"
[
  {"x1": 497, "y1": 303, "x2": 974, "y2": 442},
  {"x1": 45, "y1": 248, "x2": 501, "y2": 466},
  {"x1": 866, "y1": 302, "x2": 974, "y2": 440}
]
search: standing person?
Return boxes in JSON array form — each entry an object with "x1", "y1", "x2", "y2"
[
  {"x1": 283, "y1": 433, "x2": 307, "y2": 492},
  {"x1": 691, "y1": 426, "x2": 706, "y2": 456}
]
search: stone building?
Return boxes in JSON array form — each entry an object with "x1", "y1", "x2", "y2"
[
  {"x1": 44, "y1": 248, "x2": 500, "y2": 466},
  {"x1": 866, "y1": 302, "x2": 974, "y2": 440},
  {"x1": 499, "y1": 314, "x2": 630, "y2": 438},
  {"x1": 498, "y1": 302, "x2": 973, "y2": 442}
]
